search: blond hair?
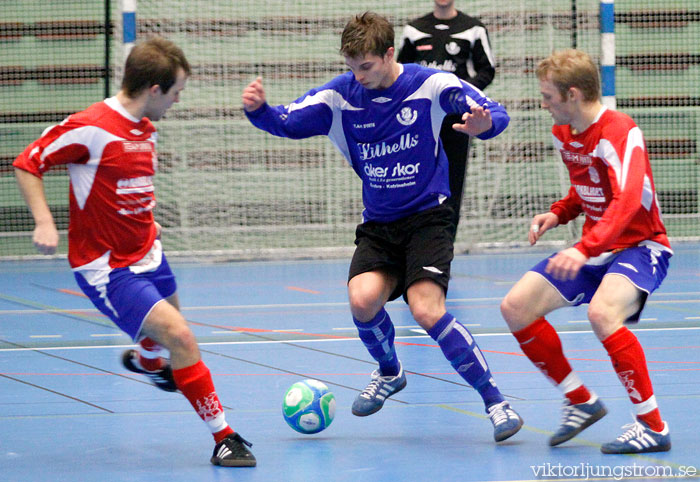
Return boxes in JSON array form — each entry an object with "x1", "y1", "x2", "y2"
[{"x1": 536, "y1": 49, "x2": 600, "y2": 102}]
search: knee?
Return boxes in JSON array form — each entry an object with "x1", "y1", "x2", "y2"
[
  {"x1": 500, "y1": 293, "x2": 525, "y2": 325},
  {"x1": 348, "y1": 287, "x2": 381, "y2": 321},
  {"x1": 587, "y1": 303, "x2": 620, "y2": 340},
  {"x1": 408, "y1": 302, "x2": 442, "y2": 330},
  {"x1": 170, "y1": 324, "x2": 197, "y2": 352},
  {"x1": 157, "y1": 318, "x2": 198, "y2": 354}
]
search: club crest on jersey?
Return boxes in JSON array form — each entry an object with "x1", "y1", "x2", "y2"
[
  {"x1": 396, "y1": 107, "x2": 418, "y2": 126},
  {"x1": 588, "y1": 166, "x2": 600, "y2": 184},
  {"x1": 445, "y1": 41, "x2": 460, "y2": 55}
]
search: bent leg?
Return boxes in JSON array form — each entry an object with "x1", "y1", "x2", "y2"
[
  {"x1": 348, "y1": 270, "x2": 400, "y2": 376},
  {"x1": 140, "y1": 298, "x2": 199, "y2": 370},
  {"x1": 408, "y1": 279, "x2": 523, "y2": 440},
  {"x1": 502, "y1": 271, "x2": 605, "y2": 444},
  {"x1": 592, "y1": 274, "x2": 665, "y2": 432},
  {"x1": 502, "y1": 272, "x2": 589, "y2": 397}
]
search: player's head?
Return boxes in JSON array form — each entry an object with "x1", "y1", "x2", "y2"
[
  {"x1": 434, "y1": 0, "x2": 456, "y2": 9},
  {"x1": 536, "y1": 49, "x2": 600, "y2": 125},
  {"x1": 121, "y1": 37, "x2": 190, "y2": 120},
  {"x1": 536, "y1": 49, "x2": 600, "y2": 103},
  {"x1": 340, "y1": 12, "x2": 394, "y2": 59},
  {"x1": 340, "y1": 12, "x2": 397, "y2": 90}
]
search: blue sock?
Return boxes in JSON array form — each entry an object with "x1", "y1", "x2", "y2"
[
  {"x1": 428, "y1": 312, "x2": 504, "y2": 408},
  {"x1": 353, "y1": 308, "x2": 400, "y2": 377}
]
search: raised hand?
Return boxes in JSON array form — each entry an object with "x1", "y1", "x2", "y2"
[
  {"x1": 242, "y1": 76, "x2": 266, "y2": 112},
  {"x1": 452, "y1": 105, "x2": 493, "y2": 136}
]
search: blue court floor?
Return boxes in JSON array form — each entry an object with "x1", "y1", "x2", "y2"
[{"x1": 1, "y1": 244, "x2": 699, "y2": 481}]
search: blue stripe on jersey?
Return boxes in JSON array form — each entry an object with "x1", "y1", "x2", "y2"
[{"x1": 246, "y1": 64, "x2": 509, "y2": 222}]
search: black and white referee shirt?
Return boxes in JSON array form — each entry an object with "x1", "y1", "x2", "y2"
[{"x1": 397, "y1": 11, "x2": 495, "y2": 91}]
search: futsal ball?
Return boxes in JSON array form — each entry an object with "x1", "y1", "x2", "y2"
[{"x1": 282, "y1": 379, "x2": 336, "y2": 434}]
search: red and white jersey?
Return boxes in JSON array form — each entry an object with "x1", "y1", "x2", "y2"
[
  {"x1": 549, "y1": 106, "x2": 671, "y2": 258},
  {"x1": 14, "y1": 97, "x2": 159, "y2": 269}
]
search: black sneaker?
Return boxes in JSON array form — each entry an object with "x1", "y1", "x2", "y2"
[
  {"x1": 211, "y1": 433, "x2": 256, "y2": 467},
  {"x1": 121, "y1": 349, "x2": 178, "y2": 392}
]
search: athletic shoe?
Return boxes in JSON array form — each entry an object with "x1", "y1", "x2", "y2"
[
  {"x1": 211, "y1": 433, "x2": 257, "y2": 467},
  {"x1": 121, "y1": 349, "x2": 178, "y2": 392},
  {"x1": 487, "y1": 401, "x2": 524, "y2": 442},
  {"x1": 601, "y1": 420, "x2": 671, "y2": 454},
  {"x1": 351, "y1": 363, "x2": 407, "y2": 416},
  {"x1": 549, "y1": 396, "x2": 607, "y2": 446}
]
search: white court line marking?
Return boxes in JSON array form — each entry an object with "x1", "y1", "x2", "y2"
[
  {"x1": 568, "y1": 318, "x2": 657, "y2": 323},
  {"x1": 3, "y1": 326, "x2": 700, "y2": 352},
  {"x1": 686, "y1": 316, "x2": 700, "y2": 320},
  {"x1": 332, "y1": 323, "x2": 480, "y2": 331},
  {"x1": 211, "y1": 329, "x2": 304, "y2": 334},
  {"x1": 1, "y1": 296, "x2": 699, "y2": 316}
]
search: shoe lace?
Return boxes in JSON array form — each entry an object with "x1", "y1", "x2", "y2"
[
  {"x1": 559, "y1": 401, "x2": 575, "y2": 424},
  {"x1": 359, "y1": 378, "x2": 382, "y2": 399},
  {"x1": 488, "y1": 402, "x2": 511, "y2": 425},
  {"x1": 221, "y1": 433, "x2": 253, "y2": 456},
  {"x1": 615, "y1": 421, "x2": 645, "y2": 442}
]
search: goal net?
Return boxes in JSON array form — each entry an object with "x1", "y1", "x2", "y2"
[{"x1": 1, "y1": 0, "x2": 698, "y2": 259}]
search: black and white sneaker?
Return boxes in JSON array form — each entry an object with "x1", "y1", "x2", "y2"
[
  {"x1": 121, "y1": 349, "x2": 178, "y2": 392},
  {"x1": 211, "y1": 433, "x2": 256, "y2": 467}
]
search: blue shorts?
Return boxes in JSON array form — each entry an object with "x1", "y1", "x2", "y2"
[
  {"x1": 74, "y1": 255, "x2": 177, "y2": 340},
  {"x1": 530, "y1": 245, "x2": 671, "y2": 323}
]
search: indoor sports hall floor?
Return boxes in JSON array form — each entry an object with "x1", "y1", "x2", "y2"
[{"x1": 1, "y1": 245, "x2": 699, "y2": 482}]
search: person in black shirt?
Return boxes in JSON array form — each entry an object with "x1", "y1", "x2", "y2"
[{"x1": 398, "y1": 0, "x2": 496, "y2": 240}]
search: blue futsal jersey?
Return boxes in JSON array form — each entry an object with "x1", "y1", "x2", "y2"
[{"x1": 245, "y1": 63, "x2": 509, "y2": 222}]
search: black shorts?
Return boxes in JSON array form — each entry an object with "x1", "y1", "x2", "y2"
[{"x1": 348, "y1": 204, "x2": 454, "y2": 302}]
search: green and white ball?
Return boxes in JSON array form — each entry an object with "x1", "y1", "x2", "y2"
[{"x1": 283, "y1": 379, "x2": 336, "y2": 434}]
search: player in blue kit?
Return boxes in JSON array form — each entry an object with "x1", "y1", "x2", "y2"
[{"x1": 242, "y1": 11, "x2": 522, "y2": 442}]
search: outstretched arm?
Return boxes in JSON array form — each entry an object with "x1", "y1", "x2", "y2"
[{"x1": 15, "y1": 168, "x2": 59, "y2": 254}]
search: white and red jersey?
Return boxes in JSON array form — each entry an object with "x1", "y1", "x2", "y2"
[
  {"x1": 549, "y1": 106, "x2": 671, "y2": 258},
  {"x1": 13, "y1": 97, "x2": 159, "y2": 269}
]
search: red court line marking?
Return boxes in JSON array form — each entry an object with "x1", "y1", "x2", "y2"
[
  {"x1": 285, "y1": 286, "x2": 321, "y2": 294},
  {"x1": 568, "y1": 345, "x2": 700, "y2": 352},
  {"x1": 58, "y1": 288, "x2": 87, "y2": 298}
]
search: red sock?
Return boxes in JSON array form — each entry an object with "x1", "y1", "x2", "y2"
[
  {"x1": 138, "y1": 337, "x2": 165, "y2": 372},
  {"x1": 603, "y1": 327, "x2": 664, "y2": 432},
  {"x1": 172, "y1": 360, "x2": 234, "y2": 443},
  {"x1": 513, "y1": 317, "x2": 591, "y2": 404}
]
